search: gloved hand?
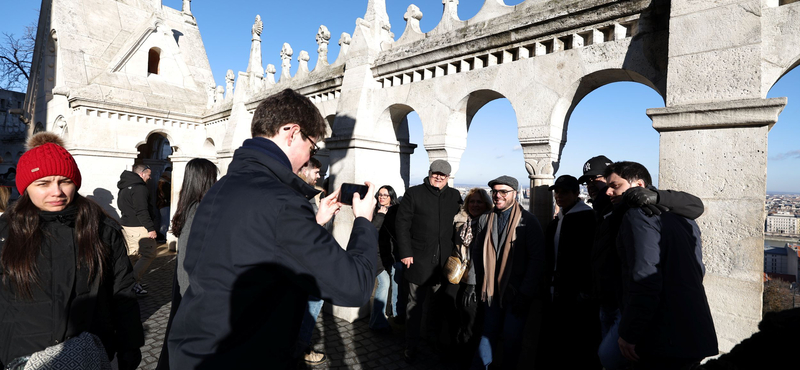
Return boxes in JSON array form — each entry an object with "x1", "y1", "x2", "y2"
[
  {"x1": 623, "y1": 186, "x2": 668, "y2": 216},
  {"x1": 461, "y1": 284, "x2": 477, "y2": 308},
  {"x1": 116, "y1": 349, "x2": 142, "y2": 370},
  {"x1": 511, "y1": 293, "x2": 532, "y2": 318}
]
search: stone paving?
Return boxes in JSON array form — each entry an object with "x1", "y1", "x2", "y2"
[{"x1": 133, "y1": 246, "x2": 452, "y2": 369}]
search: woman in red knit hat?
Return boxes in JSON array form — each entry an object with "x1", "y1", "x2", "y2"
[{"x1": 0, "y1": 132, "x2": 144, "y2": 370}]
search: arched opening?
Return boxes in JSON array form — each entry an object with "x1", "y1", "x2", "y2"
[
  {"x1": 202, "y1": 138, "x2": 216, "y2": 157},
  {"x1": 148, "y1": 48, "x2": 161, "y2": 75},
  {"x1": 33, "y1": 122, "x2": 45, "y2": 134},
  {"x1": 136, "y1": 132, "x2": 172, "y2": 241},
  {"x1": 763, "y1": 65, "x2": 800, "y2": 306},
  {"x1": 558, "y1": 81, "x2": 663, "y2": 206}
]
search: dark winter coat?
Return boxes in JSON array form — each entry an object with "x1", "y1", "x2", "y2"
[
  {"x1": 117, "y1": 170, "x2": 155, "y2": 232},
  {"x1": 591, "y1": 189, "x2": 705, "y2": 310},
  {"x1": 167, "y1": 137, "x2": 377, "y2": 369},
  {"x1": 473, "y1": 205, "x2": 546, "y2": 301},
  {"x1": 617, "y1": 208, "x2": 718, "y2": 360},
  {"x1": 378, "y1": 205, "x2": 399, "y2": 269},
  {"x1": 396, "y1": 179, "x2": 462, "y2": 286},
  {"x1": 545, "y1": 200, "x2": 596, "y2": 303},
  {"x1": 0, "y1": 205, "x2": 144, "y2": 366}
]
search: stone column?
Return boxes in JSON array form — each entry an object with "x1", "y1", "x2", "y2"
[
  {"x1": 167, "y1": 156, "x2": 191, "y2": 252},
  {"x1": 521, "y1": 138, "x2": 560, "y2": 228},
  {"x1": 648, "y1": 97, "x2": 786, "y2": 352}
]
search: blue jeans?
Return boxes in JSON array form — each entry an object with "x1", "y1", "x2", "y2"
[
  {"x1": 391, "y1": 262, "x2": 405, "y2": 318},
  {"x1": 598, "y1": 307, "x2": 627, "y2": 370},
  {"x1": 370, "y1": 271, "x2": 391, "y2": 329},
  {"x1": 474, "y1": 302, "x2": 526, "y2": 369},
  {"x1": 294, "y1": 296, "x2": 324, "y2": 356}
]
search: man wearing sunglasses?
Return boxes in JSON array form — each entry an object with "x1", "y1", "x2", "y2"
[{"x1": 168, "y1": 89, "x2": 378, "y2": 368}]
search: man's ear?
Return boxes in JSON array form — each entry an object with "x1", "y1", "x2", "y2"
[{"x1": 633, "y1": 179, "x2": 646, "y2": 188}]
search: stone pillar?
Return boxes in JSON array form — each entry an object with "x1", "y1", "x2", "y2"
[
  {"x1": 522, "y1": 139, "x2": 560, "y2": 228},
  {"x1": 167, "y1": 156, "x2": 191, "y2": 252},
  {"x1": 648, "y1": 97, "x2": 787, "y2": 352}
]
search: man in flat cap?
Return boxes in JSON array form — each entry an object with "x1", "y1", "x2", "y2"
[
  {"x1": 396, "y1": 159, "x2": 462, "y2": 363},
  {"x1": 472, "y1": 175, "x2": 545, "y2": 369}
]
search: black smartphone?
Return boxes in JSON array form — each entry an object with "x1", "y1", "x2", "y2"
[{"x1": 339, "y1": 183, "x2": 369, "y2": 206}]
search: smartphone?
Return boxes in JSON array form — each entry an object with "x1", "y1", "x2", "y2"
[{"x1": 338, "y1": 183, "x2": 369, "y2": 206}]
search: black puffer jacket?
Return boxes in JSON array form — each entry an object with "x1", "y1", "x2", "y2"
[
  {"x1": 117, "y1": 171, "x2": 155, "y2": 231},
  {"x1": 396, "y1": 179, "x2": 462, "y2": 286},
  {"x1": 0, "y1": 205, "x2": 144, "y2": 366}
]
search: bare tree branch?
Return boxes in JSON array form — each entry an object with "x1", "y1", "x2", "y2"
[{"x1": 0, "y1": 23, "x2": 35, "y2": 92}]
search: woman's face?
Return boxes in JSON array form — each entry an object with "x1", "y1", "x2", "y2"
[
  {"x1": 26, "y1": 175, "x2": 76, "y2": 212},
  {"x1": 467, "y1": 195, "x2": 488, "y2": 217},
  {"x1": 378, "y1": 188, "x2": 391, "y2": 207}
]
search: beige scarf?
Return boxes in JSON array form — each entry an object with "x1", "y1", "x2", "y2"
[{"x1": 481, "y1": 201, "x2": 522, "y2": 307}]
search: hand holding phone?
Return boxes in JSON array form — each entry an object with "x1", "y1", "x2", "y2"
[
  {"x1": 346, "y1": 182, "x2": 376, "y2": 221},
  {"x1": 338, "y1": 183, "x2": 369, "y2": 206}
]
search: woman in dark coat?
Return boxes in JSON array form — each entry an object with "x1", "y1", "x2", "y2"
[
  {"x1": 156, "y1": 158, "x2": 218, "y2": 370},
  {"x1": 369, "y1": 185, "x2": 398, "y2": 332},
  {"x1": 0, "y1": 132, "x2": 144, "y2": 369}
]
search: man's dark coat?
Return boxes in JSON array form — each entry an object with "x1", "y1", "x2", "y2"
[
  {"x1": 617, "y1": 208, "x2": 718, "y2": 360},
  {"x1": 395, "y1": 178, "x2": 462, "y2": 286},
  {"x1": 116, "y1": 171, "x2": 155, "y2": 232},
  {"x1": 167, "y1": 138, "x2": 377, "y2": 369}
]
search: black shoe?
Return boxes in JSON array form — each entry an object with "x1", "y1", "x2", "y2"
[{"x1": 404, "y1": 348, "x2": 416, "y2": 364}]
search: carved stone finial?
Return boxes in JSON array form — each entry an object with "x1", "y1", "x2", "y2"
[
  {"x1": 225, "y1": 70, "x2": 235, "y2": 100},
  {"x1": 182, "y1": 0, "x2": 192, "y2": 15},
  {"x1": 297, "y1": 51, "x2": 310, "y2": 77},
  {"x1": 280, "y1": 43, "x2": 294, "y2": 81},
  {"x1": 266, "y1": 64, "x2": 276, "y2": 84},
  {"x1": 206, "y1": 85, "x2": 216, "y2": 108},
  {"x1": 315, "y1": 25, "x2": 331, "y2": 67},
  {"x1": 339, "y1": 32, "x2": 352, "y2": 46},
  {"x1": 404, "y1": 5, "x2": 423, "y2": 22},
  {"x1": 215, "y1": 86, "x2": 224, "y2": 103},
  {"x1": 252, "y1": 15, "x2": 263, "y2": 41},
  {"x1": 298, "y1": 50, "x2": 310, "y2": 63}
]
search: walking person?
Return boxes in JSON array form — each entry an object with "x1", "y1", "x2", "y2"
[
  {"x1": 370, "y1": 185, "x2": 399, "y2": 333},
  {"x1": 155, "y1": 158, "x2": 218, "y2": 370},
  {"x1": 117, "y1": 163, "x2": 157, "y2": 295},
  {"x1": 0, "y1": 132, "x2": 144, "y2": 370}
]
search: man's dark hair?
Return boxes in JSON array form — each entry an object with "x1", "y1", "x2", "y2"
[
  {"x1": 306, "y1": 157, "x2": 321, "y2": 169},
  {"x1": 132, "y1": 163, "x2": 150, "y2": 174},
  {"x1": 603, "y1": 161, "x2": 652, "y2": 187},
  {"x1": 251, "y1": 89, "x2": 326, "y2": 140}
]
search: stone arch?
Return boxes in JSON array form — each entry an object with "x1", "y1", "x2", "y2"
[
  {"x1": 375, "y1": 103, "x2": 422, "y2": 190},
  {"x1": 767, "y1": 59, "x2": 800, "y2": 96},
  {"x1": 324, "y1": 114, "x2": 335, "y2": 138},
  {"x1": 454, "y1": 89, "x2": 509, "y2": 132},
  {"x1": 135, "y1": 129, "x2": 177, "y2": 153}
]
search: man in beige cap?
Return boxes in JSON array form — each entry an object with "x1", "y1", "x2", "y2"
[{"x1": 396, "y1": 159, "x2": 462, "y2": 362}]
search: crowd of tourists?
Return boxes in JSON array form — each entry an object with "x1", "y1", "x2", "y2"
[{"x1": 0, "y1": 89, "x2": 725, "y2": 370}]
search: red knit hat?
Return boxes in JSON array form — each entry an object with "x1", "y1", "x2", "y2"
[{"x1": 16, "y1": 132, "x2": 82, "y2": 194}]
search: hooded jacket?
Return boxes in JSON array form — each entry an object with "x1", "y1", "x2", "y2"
[
  {"x1": 395, "y1": 178, "x2": 462, "y2": 285},
  {"x1": 167, "y1": 137, "x2": 377, "y2": 369},
  {"x1": 0, "y1": 205, "x2": 144, "y2": 366},
  {"x1": 116, "y1": 171, "x2": 155, "y2": 232}
]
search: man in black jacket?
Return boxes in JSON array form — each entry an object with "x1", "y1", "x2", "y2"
[
  {"x1": 581, "y1": 155, "x2": 706, "y2": 370},
  {"x1": 167, "y1": 89, "x2": 378, "y2": 369},
  {"x1": 396, "y1": 160, "x2": 462, "y2": 362},
  {"x1": 543, "y1": 175, "x2": 599, "y2": 368},
  {"x1": 117, "y1": 163, "x2": 156, "y2": 295},
  {"x1": 607, "y1": 162, "x2": 717, "y2": 369}
]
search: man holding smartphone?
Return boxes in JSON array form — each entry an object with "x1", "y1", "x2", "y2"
[{"x1": 168, "y1": 89, "x2": 378, "y2": 369}]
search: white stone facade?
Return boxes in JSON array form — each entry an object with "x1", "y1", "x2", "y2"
[
  {"x1": 0, "y1": 89, "x2": 26, "y2": 174},
  {"x1": 766, "y1": 213, "x2": 800, "y2": 234},
  {"x1": 23, "y1": 0, "x2": 800, "y2": 352}
]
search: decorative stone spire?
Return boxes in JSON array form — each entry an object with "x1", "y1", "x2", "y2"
[
  {"x1": 316, "y1": 25, "x2": 331, "y2": 67},
  {"x1": 339, "y1": 33, "x2": 351, "y2": 56},
  {"x1": 266, "y1": 64, "x2": 276, "y2": 84},
  {"x1": 396, "y1": 4, "x2": 424, "y2": 44},
  {"x1": 214, "y1": 86, "x2": 224, "y2": 104},
  {"x1": 182, "y1": 0, "x2": 192, "y2": 15},
  {"x1": 225, "y1": 70, "x2": 235, "y2": 100},
  {"x1": 296, "y1": 51, "x2": 310, "y2": 78},
  {"x1": 439, "y1": 0, "x2": 462, "y2": 31},
  {"x1": 280, "y1": 43, "x2": 293, "y2": 81},
  {"x1": 247, "y1": 15, "x2": 264, "y2": 78}
]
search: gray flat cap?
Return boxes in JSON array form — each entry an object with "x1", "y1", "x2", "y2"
[
  {"x1": 488, "y1": 175, "x2": 518, "y2": 192},
  {"x1": 429, "y1": 160, "x2": 451, "y2": 175}
]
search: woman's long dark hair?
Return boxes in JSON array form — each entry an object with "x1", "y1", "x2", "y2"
[
  {"x1": 171, "y1": 158, "x2": 218, "y2": 237},
  {"x1": 374, "y1": 185, "x2": 398, "y2": 212},
  {"x1": 2, "y1": 192, "x2": 109, "y2": 299}
]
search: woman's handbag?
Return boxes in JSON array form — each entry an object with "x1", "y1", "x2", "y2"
[
  {"x1": 4, "y1": 332, "x2": 111, "y2": 370},
  {"x1": 443, "y1": 253, "x2": 469, "y2": 285}
]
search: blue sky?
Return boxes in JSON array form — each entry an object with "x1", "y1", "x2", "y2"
[{"x1": 3, "y1": 0, "x2": 798, "y2": 191}]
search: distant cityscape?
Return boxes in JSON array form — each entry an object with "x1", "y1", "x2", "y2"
[{"x1": 764, "y1": 193, "x2": 800, "y2": 286}]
